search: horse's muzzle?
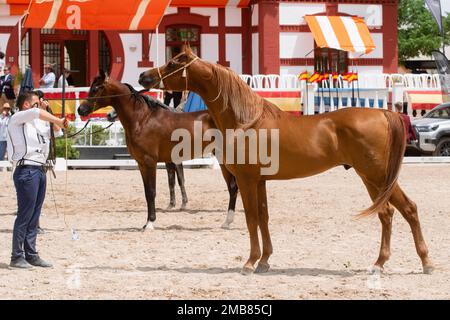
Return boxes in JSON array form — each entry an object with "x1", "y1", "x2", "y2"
[
  {"x1": 78, "y1": 103, "x2": 92, "y2": 117},
  {"x1": 138, "y1": 72, "x2": 156, "y2": 89}
]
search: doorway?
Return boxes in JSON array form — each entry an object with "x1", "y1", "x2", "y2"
[{"x1": 41, "y1": 29, "x2": 88, "y2": 87}]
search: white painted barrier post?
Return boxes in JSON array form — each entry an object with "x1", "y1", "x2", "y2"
[{"x1": 55, "y1": 157, "x2": 67, "y2": 171}]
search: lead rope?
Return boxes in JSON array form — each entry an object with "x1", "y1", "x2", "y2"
[{"x1": 64, "y1": 128, "x2": 79, "y2": 240}]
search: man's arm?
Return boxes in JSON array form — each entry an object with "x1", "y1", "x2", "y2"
[{"x1": 38, "y1": 109, "x2": 68, "y2": 128}]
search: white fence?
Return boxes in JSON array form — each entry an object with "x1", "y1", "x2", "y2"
[{"x1": 36, "y1": 73, "x2": 444, "y2": 125}]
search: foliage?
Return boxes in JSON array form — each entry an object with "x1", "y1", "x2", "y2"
[
  {"x1": 89, "y1": 124, "x2": 109, "y2": 146},
  {"x1": 398, "y1": 0, "x2": 450, "y2": 61},
  {"x1": 55, "y1": 125, "x2": 80, "y2": 159}
]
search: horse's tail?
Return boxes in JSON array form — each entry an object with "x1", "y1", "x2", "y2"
[{"x1": 357, "y1": 111, "x2": 406, "y2": 218}]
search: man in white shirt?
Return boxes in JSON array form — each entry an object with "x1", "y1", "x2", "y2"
[
  {"x1": 7, "y1": 91, "x2": 68, "y2": 269},
  {"x1": 39, "y1": 64, "x2": 56, "y2": 89}
]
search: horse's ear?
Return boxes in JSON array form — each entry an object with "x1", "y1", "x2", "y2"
[{"x1": 185, "y1": 44, "x2": 192, "y2": 55}]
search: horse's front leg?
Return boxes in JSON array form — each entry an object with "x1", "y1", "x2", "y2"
[
  {"x1": 165, "y1": 162, "x2": 176, "y2": 209},
  {"x1": 139, "y1": 163, "x2": 157, "y2": 231},
  {"x1": 220, "y1": 165, "x2": 238, "y2": 229},
  {"x1": 236, "y1": 176, "x2": 261, "y2": 274}
]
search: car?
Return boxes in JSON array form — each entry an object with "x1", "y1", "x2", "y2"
[{"x1": 411, "y1": 102, "x2": 450, "y2": 156}]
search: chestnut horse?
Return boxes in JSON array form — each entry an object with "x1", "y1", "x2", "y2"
[
  {"x1": 139, "y1": 49, "x2": 434, "y2": 274},
  {"x1": 78, "y1": 71, "x2": 238, "y2": 230}
]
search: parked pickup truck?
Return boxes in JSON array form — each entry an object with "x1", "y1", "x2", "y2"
[{"x1": 410, "y1": 103, "x2": 450, "y2": 156}]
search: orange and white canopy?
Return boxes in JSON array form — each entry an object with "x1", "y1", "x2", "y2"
[
  {"x1": 23, "y1": 0, "x2": 171, "y2": 30},
  {"x1": 305, "y1": 15, "x2": 375, "y2": 54},
  {"x1": 3, "y1": 0, "x2": 251, "y2": 29},
  {"x1": 171, "y1": 0, "x2": 250, "y2": 7}
]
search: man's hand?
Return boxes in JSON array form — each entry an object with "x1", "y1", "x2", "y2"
[
  {"x1": 39, "y1": 99, "x2": 50, "y2": 110},
  {"x1": 58, "y1": 117, "x2": 69, "y2": 129}
]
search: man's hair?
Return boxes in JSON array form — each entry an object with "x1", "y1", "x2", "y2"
[
  {"x1": 0, "y1": 51, "x2": 5, "y2": 60},
  {"x1": 16, "y1": 91, "x2": 39, "y2": 111},
  {"x1": 394, "y1": 102, "x2": 403, "y2": 112},
  {"x1": 34, "y1": 90, "x2": 45, "y2": 99}
]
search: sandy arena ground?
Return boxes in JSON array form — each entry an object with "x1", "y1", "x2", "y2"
[{"x1": 0, "y1": 164, "x2": 449, "y2": 299}]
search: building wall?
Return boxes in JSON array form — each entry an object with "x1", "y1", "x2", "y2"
[
  {"x1": 278, "y1": 1, "x2": 391, "y2": 75},
  {"x1": 0, "y1": 0, "x2": 397, "y2": 83}
]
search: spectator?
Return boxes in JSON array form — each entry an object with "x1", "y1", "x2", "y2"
[
  {"x1": 395, "y1": 102, "x2": 417, "y2": 144},
  {"x1": 57, "y1": 69, "x2": 73, "y2": 88},
  {"x1": 39, "y1": 64, "x2": 56, "y2": 88},
  {"x1": 0, "y1": 66, "x2": 16, "y2": 113},
  {"x1": 0, "y1": 103, "x2": 11, "y2": 169},
  {"x1": 0, "y1": 51, "x2": 5, "y2": 75},
  {"x1": 7, "y1": 91, "x2": 68, "y2": 269}
]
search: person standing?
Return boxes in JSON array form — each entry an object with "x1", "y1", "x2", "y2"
[
  {"x1": 0, "y1": 103, "x2": 11, "y2": 164},
  {"x1": 57, "y1": 69, "x2": 73, "y2": 88},
  {"x1": 7, "y1": 91, "x2": 68, "y2": 269},
  {"x1": 0, "y1": 66, "x2": 16, "y2": 113},
  {"x1": 395, "y1": 102, "x2": 417, "y2": 144},
  {"x1": 39, "y1": 64, "x2": 56, "y2": 89}
]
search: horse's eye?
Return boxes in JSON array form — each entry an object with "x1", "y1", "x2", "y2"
[{"x1": 168, "y1": 61, "x2": 174, "y2": 67}]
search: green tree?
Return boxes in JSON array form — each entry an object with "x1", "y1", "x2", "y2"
[
  {"x1": 398, "y1": 0, "x2": 450, "y2": 61},
  {"x1": 55, "y1": 125, "x2": 80, "y2": 159}
]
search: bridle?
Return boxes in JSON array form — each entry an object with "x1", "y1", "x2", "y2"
[
  {"x1": 156, "y1": 56, "x2": 199, "y2": 92},
  {"x1": 155, "y1": 56, "x2": 221, "y2": 102}
]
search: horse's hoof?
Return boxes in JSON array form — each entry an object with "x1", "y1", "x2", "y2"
[
  {"x1": 142, "y1": 222, "x2": 154, "y2": 231},
  {"x1": 368, "y1": 265, "x2": 383, "y2": 275},
  {"x1": 180, "y1": 203, "x2": 187, "y2": 210},
  {"x1": 221, "y1": 222, "x2": 230, "y2": 229},
  {"x1": 240, "y1": 266, "x2": 255, "y2": 275},
  {"x1": 166, "y1": 204, "x2": 175, "y2": 210},
  {"x1": 423, "y1": 265, "x2": 435, "y2": 275},
  {"x1": 255, "y1": 262, "x2": 270, "y2": 274}
]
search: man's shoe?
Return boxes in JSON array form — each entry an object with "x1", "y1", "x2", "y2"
[
  {"x1": 26, "y1": 256, "x2": 53, "y2": 268},
  {"x1": 37, "y1": 227, "x2": 45, "y2": 234},
  {"x1": 9, "y1": 257, "x2": 34, "y2": 269}
]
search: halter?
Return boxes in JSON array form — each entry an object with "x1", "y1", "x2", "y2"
[{"x1": 156, "y1": 56, "x2": 200, "y2": 92}]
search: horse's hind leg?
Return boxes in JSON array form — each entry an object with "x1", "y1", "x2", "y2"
[
  {"x1": 165, "y1": 162, "x2": 176, "y2": 209},
  {"x1": 219, "y1": 165, "x2": 238, "y2": 229},
  {"x1": 175, "y1": 163, "x2": 188, "y2": 209},
  {"x1": 255, "y1": 180, "x2": 273, "y2": 274},
  {"x1": 361, "y1": 178, "x2": 394, "y2": 272},
  {"x1": 389, "y1": 183, "x2": 434, "y2": 274}
]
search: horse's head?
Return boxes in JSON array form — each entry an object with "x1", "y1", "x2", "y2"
[
  {"x1": 78, "y1": 70, "x2": 114, "y2": 117},
  {"x1": 138, "y1": 47, "x2": 201, "y2": 91}
]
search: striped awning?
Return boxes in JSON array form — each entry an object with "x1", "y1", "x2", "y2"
[
  {"x1": 171, "y1": 0, "x2": 250, "y2": 7},
  {"x1": 305, "y1": 15, "x2": 375, "y2": 54},
  {"x1": 23, "y1": 0, "x2": 171, "y2": 30},
  {"x1": 2, "y1": 0, "x2": 251, "y2": 20}
]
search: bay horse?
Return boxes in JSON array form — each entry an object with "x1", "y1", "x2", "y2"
[
  {"x1": 78, "y1": 71, "x2": 238, "y2": 230},
  {"x1": 138, "y1": 49, "x2": 434, "y2": 274}
]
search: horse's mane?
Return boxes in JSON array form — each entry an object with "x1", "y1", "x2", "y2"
[
  {"x1": 209, "y1": 63, "x2": 281, "y2": 127},
  {"x1": 122, "y1": 83, "x2": 173, "y2": 111}
]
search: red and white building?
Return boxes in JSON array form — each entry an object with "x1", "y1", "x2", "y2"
[{"x1": 0, "y1": 0, "x2": 397, "y2": 87}]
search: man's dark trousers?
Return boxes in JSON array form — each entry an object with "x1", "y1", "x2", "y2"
[{"x1": 12, "y1": 166, "x2": 46, "y2": 260}]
